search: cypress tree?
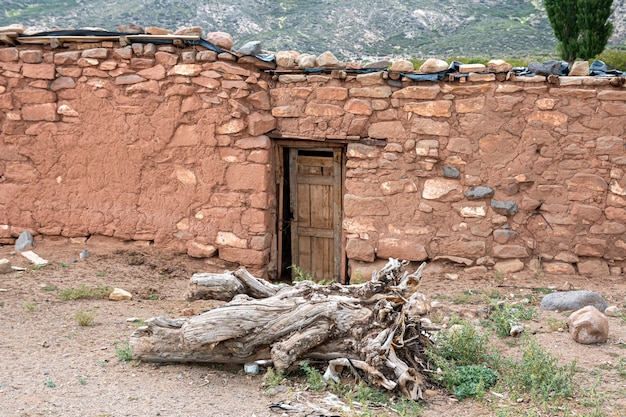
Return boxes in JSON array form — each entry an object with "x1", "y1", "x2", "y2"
[{"x1": 544, "y1": 0, "x2": 614, "y2": 63}]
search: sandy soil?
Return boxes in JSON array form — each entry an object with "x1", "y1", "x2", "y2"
[{"x1": 1, "y1": 237, "x2": 626, "y2": 417}]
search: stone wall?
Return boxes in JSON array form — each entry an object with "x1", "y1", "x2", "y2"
[
  {"x1": 271, "y1": 71, "x2": 626, "y2": 277},
  {"x1": 0, "y1": 41, "x2": 277, "y2": 277},
  {"x1": 1, "y1": 38, "x2": 626, "y2": 279}
]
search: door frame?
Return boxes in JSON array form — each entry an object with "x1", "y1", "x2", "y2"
[{"x1": 275, "y1": 141, "x2": 346, "y2": 283}]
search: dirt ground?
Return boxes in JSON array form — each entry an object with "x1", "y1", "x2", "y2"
[{"x1": 1, "y1": 237, "x2": 626, "y2": 417}]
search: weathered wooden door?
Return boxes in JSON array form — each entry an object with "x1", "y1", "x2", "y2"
[{"x1": 288, "y1": 148, "x2": 342, "y2": 281}]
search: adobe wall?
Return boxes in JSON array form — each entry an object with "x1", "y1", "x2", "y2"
[{"x1": 1, "y1": 39, "x2": 626, "y2": 279}]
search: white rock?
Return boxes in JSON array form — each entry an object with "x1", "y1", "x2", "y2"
[
  {"x1": 389, "y1": 60, "x2": 414, "y2": 72},
  {"x1": 604, "y1": 305, "x2": 621, "y2": 317},
  {"x1": 109, "y1": 288, "x2": 132, "y2": 301},
  {"x1": 0, "y1": 258, "x2": 12, "y2": 274},
  {"x1": 296, "y1": 53, "x2": 317, "y2": 68},
  {"x1": 316, "y1": 51, "x2": 342, "y2": 68},
  {"x1": 275, "y1": 51, "x2": 296, "y2": 68},
  {"x1": 567, "y1": 305, "x2": 609, "y2": 344},
  {"x1": 419, "y1": 58, "x2": 449, "y2": 73}
]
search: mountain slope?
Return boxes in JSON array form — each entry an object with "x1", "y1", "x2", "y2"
[{"x1": 1, "y1": 0, "x2": 624, "y2": 59}]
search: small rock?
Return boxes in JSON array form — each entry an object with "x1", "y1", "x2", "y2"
[
  {"x1": 364, "y1": 60, "x2": 389, "y2": 69},
  {"x1": 528, "y1": 60, "x2": 562, "y2": 76},
  {"x1": 604, "y1": 305, "x2": 621, "y2": 317},
  {"x1": 445, "y1": 273, "x2": 459, "y2": 281},
  {"x1": 109, "y1": 288, "x2": 132, "y2": 301},
  {"x1": 419, "y1": 58, "x2": 449, "y2": 73},
  {"x1": 491, "y1": 200, "x2": 519, "y2": 216},
  {"x1": 389, "y1": 60, "x2": 414, "y2": 72},
  {"x1": 443, "y1": 166, "x2": 460, "y2": 179},
  {"x1": 510, "y1": 324, "x2": 524, "y2": 337},
  {"x1": 567, "y1": 305, "x2": 609, "y2": 344},
  {"x1": 465, "y1": 186, "x2": 494, "y2": 200},
  {"x1": 15, "y1": 230, "x2": 35, "y2": 251},
  {"x1": 495, "y1": 259, "x2": 525, "y2": 274},
  {"x1": 205, "y1": 31, "x2": 234, "y2": 50},
  {"x1": 181, "y1": 308, "x2": 195, "y2": 316},
  {"x1": 0, "y1": 258, "x2": 12, "y2": 274},
  {"x1": 296, "y1": 53, "x2": 317, "y2": 68},
  {"x1": 569, "y1": 60, "x2": 590, "y2": 76},
  {"x1": 116, "y1": 24, "x2": 144, "y2": 34},
  {"x1": 488, "y1": 59, "x2": 512, "y2": 73},
  {"x1": 126, "y1": 317, "x2": 141, "y2": 322},
  {"x1": 316, "y1": 51, "x2": 342, "y2": 68},
  {"x1": 424, "y1": 389, "x2": 438, "y2": 398},
  {"x1": 79, "y1": 249, "x2": 90, "y2": 259},
  {"x1": 275, "y1": 51, "x2": 296, "y2": 68},
  {"x1": 540, "y1": 290, "x2": 608, "y2": 312},
  {"x1": 238, "y1": 41, "x2": 262, "y2": 56},
  {"x1": 174, "y1": 26, "x2": 203, "y2": 37}
]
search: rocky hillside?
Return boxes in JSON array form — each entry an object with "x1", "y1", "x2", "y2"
[{"x1": 1, "y1": 0, "x2": 624, "y2": 59}]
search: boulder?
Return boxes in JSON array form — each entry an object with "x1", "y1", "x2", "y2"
[
  {"x1": 567, "y1": 306, "x2": 609, "y2": 344},
  {"x1": 569, "y1": 60, "x2": 590, "y2": 76},
  {"x1": 419, "y1": 59, "x2": 448, "y2": 73},
  {"x1": 0, "y1": 258, "x2": 12, "y2": 274},
  {"x1": 528, "y1": 60, "x2": 562, "y2": 76},
  {"x1": 540, "y1": 290, "x2": 607, "y2": 312},
  {"x1": 109, "y1": 288, "x2": 132, "y2": 301},
  {"x1": 389, "y1": 60, "x2": 414, "y2": 72},
  {"x1": 488, "y1": 59, "x2": 512, "y2": 73},
  {"x1": 238, "y1": 41, "x2": 262, "y2": 56},
  {"x1": 316, "y1": 51, "x2": 342, "y2": 68},
  {"x1": 15, "y1": 230, "x2": 35, "y2": 251},
  {"x1": 206, "y1": 31, "x2": 234, "y2": 50},
  {"x1": 296, "y1": 53, "x2": 317, "y2": 68}
]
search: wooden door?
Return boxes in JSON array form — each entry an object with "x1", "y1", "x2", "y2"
[{"x1": 289, "y1": 148, "x2": 342, "y2": 281}]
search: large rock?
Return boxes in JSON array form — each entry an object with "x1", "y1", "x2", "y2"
[
  {"x1": 540, "y1": 290, "x2": 607, "y2": 312},
  {"x1": 0, "y1": 258, "x2": 12, "y2": 274},
  {"x1": 569, "y1": 60, "x2": 590, "y2": 76},
  {"x1": 109, "y1": 288, "x2": 133, "y2": 301},
  {"x1": 15, "y1": 230, "x2": 35, "y2": 251},
  {"x1": 567, "y1": 306, "x2": 609, "y2": 344},
  {"x1": 205, "y1": 31, "x2": 234, "y2": 50},
  {"x1": 419, "y1": 59, "x2": 448, "y2": 73}
]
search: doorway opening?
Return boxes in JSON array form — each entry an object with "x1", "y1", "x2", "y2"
[{"x1": 277, "y1": 145, "x2": 344, "y2": 282}]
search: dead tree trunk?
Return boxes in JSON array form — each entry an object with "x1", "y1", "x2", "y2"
[{"x1": 130, "y1": 259, "x2": 433, "y2": 399}]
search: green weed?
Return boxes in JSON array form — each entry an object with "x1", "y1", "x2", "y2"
[
  {"x1": 299, "y1": 360, "x2": 326, "y2": 391},
  {"x1": 58, "y1": 262, "x2": 69, "y2": 268},
  {"x1": 22, "y1": 301, "x2": 36, "y2": 312},
  {"x1": 74, "y1": 309, "x2": 97, "y2": 326},
  {"x1": 114, "y1": 340, "x2": 132, "y2": 362},
  {"x1": 486, "y1": 300, "x2": 536, "y2": 337},
  {"x1": 618, "y1": 357, "x2": 626, "y2": 379},
  {"x1": 148, "y1": 294, "x2": 160, "y2": 300},
  {"x1": 501, "y1": 337, "x2": 576, "y2": 403},
  {"x1": 264, "y1": 367, "x2": 286, "y2": 388},
  {"x1": 41, "y1": 285, "x2": 59, "y2": 291},
  {"x1": 44, "y1": 377, "x2": 56, "y2": 388},
  {"x1": 33, "y1": 264, "x2": 46, "y2": 270},
  {"x1": 78, "y1": 376, "x2": 87, "y2": 385},
  {"x1": 58, "y1": 284, "x2": 112, "y2": 300}
]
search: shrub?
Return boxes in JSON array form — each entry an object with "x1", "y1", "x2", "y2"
[{"x1": 59, "y1": 284, "x2": 112, "y2": 300}]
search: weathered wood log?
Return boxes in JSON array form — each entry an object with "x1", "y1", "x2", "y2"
[{"x1": 130, "y1": 259, "x2": 432, "y2": 399}]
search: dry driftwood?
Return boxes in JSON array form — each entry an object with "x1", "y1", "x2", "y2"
[{"x1": 130, "y1": 259, "x2": 432, "y2": 399}]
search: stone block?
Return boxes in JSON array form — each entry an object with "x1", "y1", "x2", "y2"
[
  {"x1": 389, "y1": 60, "x2": 414, "y2": 72},
  {"x1": 349, "y1": 86, "x2": 392, "y2": 98},
  {"x1": 491, "y1": 200, "x2": 519, "y2": 216},
  {"x1": 465, "y1": 186, "x2": 494, "y2": 200},
  {"x1": 391, "y1": 86, "x2": 440, "y2": 99},
  {"x1": 247, "y1": 113, "x2": 276, "y2": 136},
  {"x1": 419, "y1": 58, "x2": 448, "y2": 73},
  {"x1": 315, "y1": 87, "x2": 348, "y2": 101},
  {"x1": 493, "y1": 229, "x2": 518, "y2": 244},
  {"x1": 217, "y1": 118, "x2": 245, "y2": 134},
  {"x1": 247, "y1": 91, "x2": 271, "y2": 110},
  {"x1": 316, "y1": 51, "x2": 342, "y2": 67},
  {"x1": 543, "y1": 262, "x2": 576, "y2": 275},
  {"x1": 206, "y1": 31, "x2": 234, "y2": 50},
  {"x1": 0, "y1": 47, "x2": 19, "y2": 62},
  {"x1": 403, "y1": 100, "x2": 451, "y2": 117},
  {"x1": 377, "y1": 238, "x2": 428, "y2": 261},
  {"x1": 225, "y1": 164, "x2": 268, "y2": 191},
  {"x1": 187, "y1": 241, "x2": 218, "y2": 258},
  {"x1": 22, "y1": 103, "x2": 57, "y2": 121},
  {"x1": 344, "y1": 195, "x2": 389, "y2": 216},
  {"x1": 344, "y1": 98, "x2": 372, "y2": 115},
  {"x1": 410, "y1": 118, "x2": 450, "y2": 136},
  {"x1": 455, "y1": 96, "x2": 485, "y2": 113},
  {"x1": 493, "y1": 245, "x2": 528, "y2": 259},
  {"x1": 22, "y1": 63, "x2": 55, "y2": 79},
  {"x1": 216, "y1": 231, "x2": 247, "y2": 248},
  {"x1": 0, "y1": 258, "x2": 12, "y2": 274},
  {"x1": 452, "y1": 203, "x2": 487, "y2": 218},
  {"x1": 50, "y1": 77, "x2": 77, "y2": 91},
  {"x1": 219, "y1": 248, "x2": 269, "y2": 267},
  {"x1": 422, "y1": 179, "x2": 463, "y2": 201},
  {"x1": 368, "y1": 121, "x2": 406, "y2": 140},
  {"x1": 577, "y1": 259, "x2": 610, "y2": 277},
  {"x1": 305, "y1": 103, "x2": 345, "y2": 117},
  {"x1": 346, "y1": 238, "x2": 375, "y2": 262},
  {"x1": 495, "y1": 259, "x2": 524, "y2": 274},
  {"x1": 445, "y1": 240, "x2": 486, "y2": 258}
]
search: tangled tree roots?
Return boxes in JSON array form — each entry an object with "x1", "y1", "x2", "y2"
[{"x1": 130, "y1": 259, "x2": 434, "y2": 399}]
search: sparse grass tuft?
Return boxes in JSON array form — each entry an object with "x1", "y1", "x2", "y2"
[
  {"x1": 42, "y1": 285, "x2": 59, "y2": 291},
  {"x1": 263, "y1": 367, "x2": 286, "y2": 388},
  {"x1": 74, "y1": 309, "x2": 97, "y2": 326},
  {"x1": 486, "y1": 300, "x2": 536, "y2": 337},
  {"x1": 44, "y1": 377, "x2": 56, "y2": 388},
  {"x1": 58, "y1": 284, "x2": 112, "y2": 300},
  {"x1": 22, "y1": 301, "x2": 36, "y2": 312},
  {"x1": 299, "y1": 360, "x2": 326, "y2": 391},
  {"x1": 114, "y1": 340, "x2": 132, "y2": 362}
]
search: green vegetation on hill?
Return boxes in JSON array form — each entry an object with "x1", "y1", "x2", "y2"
[{"x1": 1, "y1": 0, "x2": 624, "y2": 60}]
